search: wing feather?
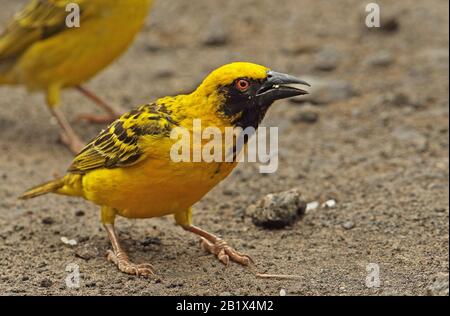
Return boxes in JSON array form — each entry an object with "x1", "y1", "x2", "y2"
[{"x1": 69, "y1": 103, "x2": 177, "y2": 174}]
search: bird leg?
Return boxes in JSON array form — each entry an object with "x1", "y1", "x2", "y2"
[
  {"x1": 182, "y1": 225, "x2": 253, "y2": 266},
  {"x1": 76, "y1": 86, "x2": 122, "y2": 124},
  {"x1": 48, "y1": 107, "x2": 84, "y2": 154},
  {"x1": 104, "y1": 223, "x2": 155, "y2": 277}
]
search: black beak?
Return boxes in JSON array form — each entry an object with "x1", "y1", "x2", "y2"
[{"x1": 256, "y1": 71, "x2": 310, "y2": 105}]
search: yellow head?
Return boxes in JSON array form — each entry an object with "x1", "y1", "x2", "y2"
[
  {"x1": 193, "y1": 62, "x2": 310, "y2": 128},
  {"x1": 198, "y1": 62, "x2": 269, "y2": 90}
]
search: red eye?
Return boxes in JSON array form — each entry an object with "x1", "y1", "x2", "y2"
[{"x1": 236, "y1": 79, "x2": 250, "y2": 92}]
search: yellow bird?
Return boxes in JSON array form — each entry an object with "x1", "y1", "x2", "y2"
[
  {"x1": 20, "y1": 62, "x2": 310, "y2": 277},
  {"x1": 0, "y1": 0, "x2": 153, "y2": 153}
]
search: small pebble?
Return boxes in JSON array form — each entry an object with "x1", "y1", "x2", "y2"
[
  {"x1": 78, "y1": 236, "x2": 89, "y2": 243},
  {"x1": 292, "y1": 111, "x2": 319, "y2": 124},
  {"x1": 383, "y1": 91, "x2": 418, "y2": 107},
  {"x1": 61, "y1": 236, "x2": 77, "y2": 246},
  {"x1": 75, "y1": 210, "x2": 85, "y2": 217},
  {"x1": 392, "y1": 127, "x2": 428, "y2": 152},
  {"x1": 281, "y1": 42, "x2": 317, "y2": 55},
  {"x1": 314, "y1": 47, "x2": 341, "y2": 71},
  {"x1": 322, "y1": 199, "x2": 337, "y2": 208},
  {"x1": 75, "y1": 245, "x2": 97, "y2": 260},
  {"x1": 364, "y1": 51, "x2": 393, "y2": 68},
  {"x1": 141, "y1": 237, "x2": 161, "y2": 247},
  {"x1": 39, "y1": 279, "x2": 52, "y2": 288},
  {"x1": 306, "y1": 201, "x2": 319, "y2": 212},
  {"x1": 203, "y1": 21, "x2": 229, "y2": 47},
  {"x1": 41, "y1": 217, "x2": 54, "y2": 225},
  {"x1": 342, "y1": 221, "x2": 355, "y2": 230},
  {"x1": 290, "y1": 77, "x2": 355, "y2": 105},
  {"x1": 381, "y1": 16, "x2": 400, "y2": 32}
]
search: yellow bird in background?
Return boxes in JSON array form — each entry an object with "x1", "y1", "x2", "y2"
[
  {"x1": 21, "y1": 62, "x2": 310, "y2": 277},
  {"x1": 0, "y1": 0, "x2": 153, "y2": 153}
]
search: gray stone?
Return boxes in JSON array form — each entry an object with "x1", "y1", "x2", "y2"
[
  {"x1": 380, "y1": 91, "x2": 421, "y2": 108},
  {"x1": 39, "y1": 279, "x2": 53, "y2": 288},
  {"x1": 41, "y1": 217, "x2": 54, "y2": 225},
  {"x1": 292, "y1": 110, "x2": 319, "y2": 124},
  {"x1": 364, "y1": 51, "x2": 394, "y2": 67},
  {"x1": 381, "y1": 16, "x2": 400, "y2": 33},
  {"x1": 291, "y1": 77, "x2": 355, "y2": 105},
  {"x1": 419, "y1": 48, "x2": 449, "y2": 71},
  {"x1": 249, "y1": 189, "x2": 307, "y2": 229},
  {"x1": 74, "y1": 245, "x2": 99, "y2": 261},
  {"x1": 281, "y1": 41, "x2": 317, "y2": 55},
  {"x1": 314, "y1": 47, "x2": 341, "y2": 71},
  {"x1": 393, "y1": 127, "x2": 428, "y2": 152},
  {"x1": 203, "y1": 22, "x2": 229, "y2": 47},
  {"x1": 342, "y1": 221, "x2": 355, "y2": 230}
]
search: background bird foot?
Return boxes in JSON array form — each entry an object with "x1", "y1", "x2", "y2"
[
  {"x1": 77, "y1": 113, "x2": 120, "y2": 124},
  {"x1": 200, "y1": 238, "x2": 253, "y2": 266},
  {"x1": 59, "y1": 131, "x2": 84, "y2": 154},
  {"x1": 106, "y1": 249, "x2": 155, "y2": 277}
]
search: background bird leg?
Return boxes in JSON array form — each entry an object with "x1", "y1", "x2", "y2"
[
  {"x1": 104, "y1": 223, "x2": 154, "y2": 277},
  {"x1": 48, "y1": 107, "x2": 84, "y2": 154},
  {"x1": 182, "y1": 225, "x2": 253, "y2": 266},
  {"x1": 76, "y1": 86, "x2": 122, "y2": 123}
]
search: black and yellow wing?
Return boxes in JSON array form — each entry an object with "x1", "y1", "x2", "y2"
[
  {"x1": 69, "y1": 103, "x2": 177, "y2": 174},
  {"x1": 0, "y1": 0, "x2": 90, "y2": 63}
]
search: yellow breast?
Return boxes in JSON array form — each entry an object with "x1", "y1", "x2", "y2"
[{"x1": 80, "y1": 157, "x2": 237, "y2": 219}]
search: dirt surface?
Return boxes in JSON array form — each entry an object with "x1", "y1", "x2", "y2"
[{"x1": 0, "y1": 0, "x2": 448, "y2": 296}]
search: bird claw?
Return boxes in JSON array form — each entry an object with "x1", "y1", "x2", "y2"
[
  {"x1": 106, "y1": 250, "x2": 155, "y2": 277},
  {"x1": 199, "y1": 238, "x2": 253, "y2": 266}
]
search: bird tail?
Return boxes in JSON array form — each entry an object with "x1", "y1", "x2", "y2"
[{"x1": 19, "y1": 178, "x2": 65, "y2": 200}]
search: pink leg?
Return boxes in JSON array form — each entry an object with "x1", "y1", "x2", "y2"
[
  {"x1": 76, "y1": 86, "x2": 122, "y2": 124},
  {"x1": 182, "y1": 225, "x2": 253, "y2": 266},
  {"x1": 104, "y1": 223, "x2": 155, "y2": 277}
]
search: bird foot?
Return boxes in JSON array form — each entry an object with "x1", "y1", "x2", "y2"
[
  {"x1": 106, "y1": 250, "x2": 155, "y2": 277},
  {"x1": 59, "y1": 132, "x2": 84, "y2": 154},
  {"x1": 200, "y1": 238, "x2": 253, "y2": 266},
  {"x1": 77, "y1": 113, "x2": 120, "y2": 124}
]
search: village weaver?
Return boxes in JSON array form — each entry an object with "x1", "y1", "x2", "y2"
[
  {"x1": 20, "y1": 62, "x2": 310, "y2": 277},
  {"x1": 0, "y1": 0, "x2": 153, "y2": 153}
]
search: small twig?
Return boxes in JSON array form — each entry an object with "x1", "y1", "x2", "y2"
[
  {"x1": 255, "y1": 273, "x2": 302, "y2": 280},
  {"x1": 246, "y1": 265, "x2": 301, "y2": 280}
]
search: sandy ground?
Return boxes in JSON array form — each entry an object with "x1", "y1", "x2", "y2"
[{"x1": 0, "y1": 0, "x2": 448, "y2": 296}]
